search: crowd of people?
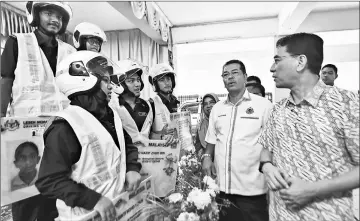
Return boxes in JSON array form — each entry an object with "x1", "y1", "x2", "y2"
[{"x1": 0, "y1": 2, "x2": 358, "y2": 221}]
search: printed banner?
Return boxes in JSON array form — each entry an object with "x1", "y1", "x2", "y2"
[
  {"x1": 169, "y1": 111, "x2": 194, "y2": 156},
  {"x1": 137, "y1": 140, "x2": 180, "y2": 197},
  {"x1": 80, "y1": 176, "x2": 155, "y2": 221},
  {"x1": 1, "y1": 117, "x2": 50, "y2": 206}
]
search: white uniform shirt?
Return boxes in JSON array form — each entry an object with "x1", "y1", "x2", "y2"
[{"x1": 205, "y1": 90, "x2": 273, "y2": 195}]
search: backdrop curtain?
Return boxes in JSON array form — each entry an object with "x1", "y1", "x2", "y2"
[{"x1": 102, "y1": 28, "x2": 168, "y2": 99}]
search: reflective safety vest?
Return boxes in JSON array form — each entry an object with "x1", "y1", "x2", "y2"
[
  {"x1": 9, "y1": 32, "x2": 76, "y2": 117},
  {"x1": 54, "y1": 105, "x2": 126, "y2": 221},
  {"x1": 149, "y1": 94, "x2": 171, "y2": 139},
  {"x1": 109, "y1": 93, "x2": 153, "y2": 145}
]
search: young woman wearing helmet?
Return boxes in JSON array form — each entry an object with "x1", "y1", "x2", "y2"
[
  {"x1": 35, "y1": 51, "x2": 141, "y2": 221},
  {"x1": 148, "y1": 63, "x2": 180, "y2": 140},
  {"x1": 73, "y1": 22, "x2": 107, "y2": 53},
  {"x1": 1, "y1": 1, "x2": 76, "y2": 118}
]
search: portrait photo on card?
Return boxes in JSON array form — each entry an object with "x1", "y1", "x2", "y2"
[{"x1": 5, "y1": 138, "x2": 44, "y2": 192}]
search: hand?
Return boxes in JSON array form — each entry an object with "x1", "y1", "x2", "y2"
[
  {"x1": 262, "y1": 163, "x2": 290, "y2": 191},
  {"x1": 202, "y1": 157, "x2": 216, "y2": 177},
  {"x1": 125, "y1": 171, "x2": 141, "y2": 192},
  {"x1": 93, "y1": 196, "x2": 116, "y2": 221},
  {"x1": 279, "y1": 177, "x2": 316, "y2": 210},
  {"x1": 163, "y1": 134, "x2": 178, "y2": 146}
]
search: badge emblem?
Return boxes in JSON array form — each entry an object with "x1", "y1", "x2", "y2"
[
  {"x1": 246, "y1": 107, "x2": 254, "y2": 114},
  {"x1": 3, "y1": 119, "x2": 20, "y2": 131}
]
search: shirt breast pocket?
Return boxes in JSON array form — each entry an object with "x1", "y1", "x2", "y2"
[{"x1": 237, "y1": 115, "x2": 262, "y2": 137}]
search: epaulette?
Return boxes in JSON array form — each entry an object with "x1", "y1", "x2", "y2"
[{"x1": 43, "y1": 116, "x2": 65, "y2": 133}]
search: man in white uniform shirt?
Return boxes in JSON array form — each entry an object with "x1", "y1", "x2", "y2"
[{"x1": 202, "y1": 59, "x2": 273, "y2": 221}]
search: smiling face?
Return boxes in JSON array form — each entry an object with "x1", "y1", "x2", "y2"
[
  {"x1": 222, "y1": 63, "x2": 247, "y2": 93},
  {"x1": 85, "y1": 37, "x2": 102, "y2": 52},
  {"x1": 38, "y1": 8, "x2": 63, "y2": 35},
  {"x1": 14, "y1": 145, "x2": 40, "y2": 174}
]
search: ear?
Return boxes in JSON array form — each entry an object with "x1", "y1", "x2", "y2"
[
  {"x1": 335, "y1": 73, "x2": 338, "y2": 79},
  {"x1": 296, "y1": 55, "x2": 307, "y2": 72}
]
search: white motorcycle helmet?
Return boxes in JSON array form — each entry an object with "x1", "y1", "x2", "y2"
[
  {"x1": 56, "y1": 50, "x2": 123, "y2": 98},
  {"x1": 148, "y1": 63, "x2": 176, "y2": 92},
  {"x1": 26, "y1": 1, "x2": 72, "y2": 35},
  {"x1": 116, "y1": 59, "x2": 145, "y2": 92},
  {"x1": 73, "y1": 22, "x2": 107, "y2": 52}
]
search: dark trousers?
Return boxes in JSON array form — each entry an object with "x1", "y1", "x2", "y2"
[
  {"x1": 11, "y1": 195, "x2": 58, "y2": 221},
  {"x1": 217, "y1": 192, "x2": 269, "y2": 221}
]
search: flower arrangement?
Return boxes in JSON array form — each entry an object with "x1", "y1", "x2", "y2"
[{"x1": 143, "y1": 145, "x2": 230, "y2": 221}]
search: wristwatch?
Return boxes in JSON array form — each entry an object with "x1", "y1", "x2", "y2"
[{"x1": 259, "y1": 161, "x2": 273, "y2": 173}]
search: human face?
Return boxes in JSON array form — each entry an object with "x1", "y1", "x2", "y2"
[
  {"x1": 14, "y1": 146, "x2": 40, "y2": 174},
  {"x1": 222, "y1": 63, "x2": 247, "y2": 93},
  {"x1": 247, "y1": 85, "x2": 262, "y2": 97},
  {"x1": 85, "y1": 37, "x2": 101, "y2": 52},
  {"x1": 270, "y1": 46, "x2": 299, "y2": 88},
  {"x1": 157, "y1": 75, "x2": 173, "y2": 93},
  {"x1": 38, "y1": 8, "x2": 63, "y2": 35},
  {"x1": 125, "y1": 72, "x2": 142, "y2": 97},
  {"x1": 321, "y1": 67, "x2": 337, "y2": 86},
  {"x1": 99, "y1": 73, "x2": 113, "y2": 102},
  {"x1": 203, "y1": 97, "x2": 216, "y2": 117}
]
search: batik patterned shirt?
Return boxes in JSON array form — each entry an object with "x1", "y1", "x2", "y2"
[{"x1": 258, "y1": 80, "x2": 359, "y2": 221}]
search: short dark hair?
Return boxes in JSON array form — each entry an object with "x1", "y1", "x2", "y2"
[
  {"x1": 223, "y1": 59, "x2": 246, "y2": 74},
  {"x1": 14, "y1": 141, "x2": 39, "y2": 161},
  {"x1": 276, "y1": 33, "x2": 324, "y2": 75},
  {"x1": 246, "y1": 83, "x2": 265, "y2": 97},
  {"x1": 322, "y1": 64, "x2": 338, "y2": 74},
  {"x1": 247, "y1": 75, "x2": 261, "y2": 84}
]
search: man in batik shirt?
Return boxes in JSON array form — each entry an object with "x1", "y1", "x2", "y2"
[{"x1": 258, "y1": 32, "x2": 359, "y2": 221}]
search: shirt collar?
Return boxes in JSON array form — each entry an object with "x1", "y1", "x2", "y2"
[
  {"x1": 224, "y1": 89, "x2": 251, "y2": 105},
  {"x1": 34, "y1": 29, "x2": 58, "y2": 47},
  {"x1": 284, "y1": 80, "x2": 326, "y2": 107}
]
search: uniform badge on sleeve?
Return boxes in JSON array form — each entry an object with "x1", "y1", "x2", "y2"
[{"x1": 246, "y1": 107, "x2": 254, "y2": 114}]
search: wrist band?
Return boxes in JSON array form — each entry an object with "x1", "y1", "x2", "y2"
[{"x1": 201, "y1": 153, "x2": 212, "y2": 161}]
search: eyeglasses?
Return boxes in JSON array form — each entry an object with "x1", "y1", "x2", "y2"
[
  {"x1": 221, "y1": 72, "x2": 241, "y2": 79},
  {"x1": 273, "y1": 54, "x2": 300, "y2": 65},
  {"x1": 86, "y1": 38, "x2": 101, "y2": 46}
]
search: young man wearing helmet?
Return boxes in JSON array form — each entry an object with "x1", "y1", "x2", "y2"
[
  {"x1": 111, "y1": 59, "x2": 176, "y2": 145},
  {"x1": 73, "y1": 22, "x2": 107, "y2": 53},
  {"x1": 1, "y1": 1, "x2": 76, "y2": 118},
  {"x1": 148, "y1": 63, "x2": 180, "y2": 140},
  {"x1": 35, "y1": 51, "x2": 142, "y2": 221}
]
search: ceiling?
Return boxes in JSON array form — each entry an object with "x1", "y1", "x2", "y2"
[
  {"x1": 5, "y1": 1, "x2": 359, "y2": 44},
  {"x1": 6, "y1": 1, "x2": 136, "y2": 32},
  {"x1": 156, "y1": 2, "x2": 359, "y2": 26}
]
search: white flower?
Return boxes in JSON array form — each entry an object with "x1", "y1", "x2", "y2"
[
  {"x1": 205, "y1": 188, "x2": 216, "y2": 197},
  {"x1": 187, "y1": 188, "x2": 211, "y2": 210},
  {"x1": 177, "y1": 212, "x2": 200, "y2": 221},
  {"x1": 203, "y1": 176, "x2": 219, "y2": 192},
  {"x1": 184, "y1": 144, "x2": 195, "y2": 153},
  {"x1": 168, "y1": 193, "x2": 183, "y2": 203}
]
